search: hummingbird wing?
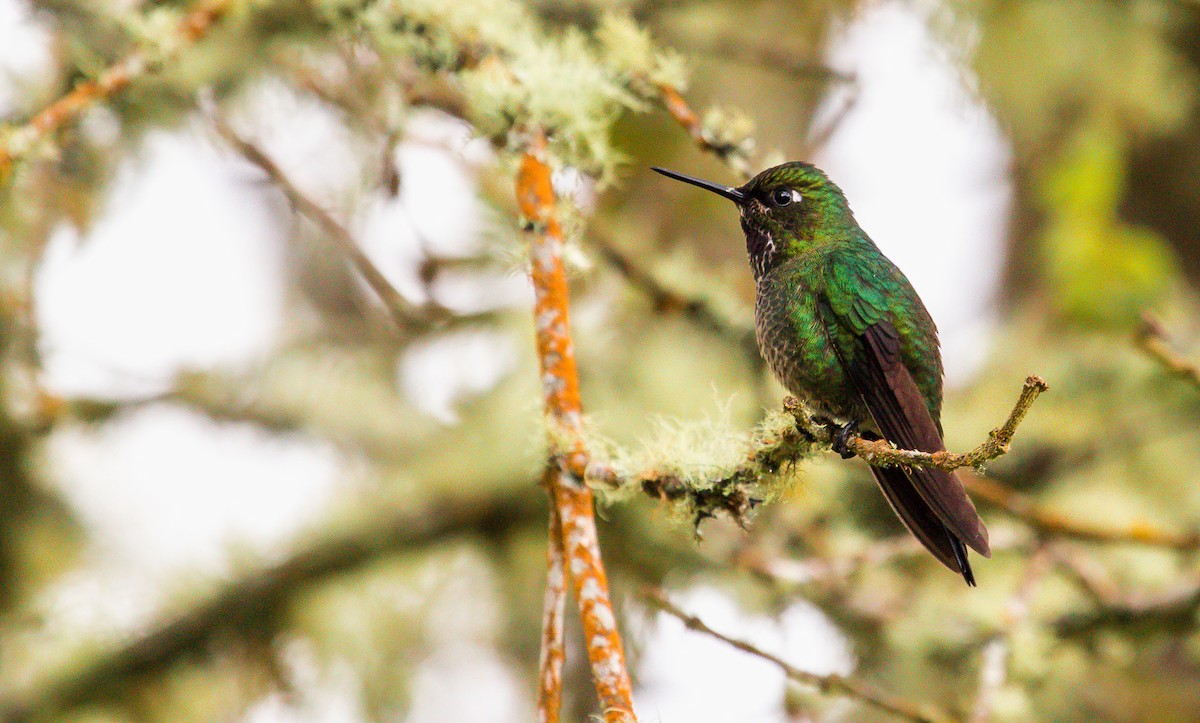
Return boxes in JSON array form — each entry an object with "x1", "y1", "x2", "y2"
[
  {"x1": 821, "y1": 254, "x2": 990, "y2": 562},
  {"x1": 849, "y1": 319, "x2": 991, "y2": 558}
]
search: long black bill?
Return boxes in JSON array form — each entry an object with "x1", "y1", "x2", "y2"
[{"x1": 651, "y1": 167, "x2": 745, "y2": 203}]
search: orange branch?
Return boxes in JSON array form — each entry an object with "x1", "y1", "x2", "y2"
[
  {"x1": 517, "y1": 133, "x2": 636, "y2": 722},
  {"x1": 0, "y1": 0, "x2": 230, "y2": 180},
  {"x1": 536, "y1": 477, "x2": 567, "y2": 723},
  {"x1": 655, "y1": 84, "x2": 752, "y2": 179}
]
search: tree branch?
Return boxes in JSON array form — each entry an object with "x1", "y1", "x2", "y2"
[
  {"x1": 0, "y1": 0, "x2": 231, "y2": 181},
  {"x1": 589, "y1": 227, "x2": 759, "y2": 363},
  {"x1": 517, "y1": 132, "x2": 636, "y2": 722},
  {"x1": 1054, "y1": 577, "x2": 1200, "y2": 639},
  {"x1": 654, "y1": 84, "x2": 755, "y2": 180},
  {"x1": 843, "y1": 376, "x2": 1049, "y2": 471},
  {"x1": 678, "y1": 35, "x2": 855, "y2": 84},
  {"x1": 0, "y1": 488, "x2": 545, "y2": 722},
  {"x1": 536, "y1": 471, "x2": 567, "y2": 723},
  {"x1": 1137, "y1": 313, "x2": 1200, "y2": 391},
  {"x1": 964, "y1": 475, "x2": 1200, "y2": 549},
  {"x1": 592, "y1": 377, "x2": 1046, "y2": 528},
  {"x1": 643, "y1": 588, "x2": 955, "y2": 723},
  {"x1": 210, "y1": 116, "x2": 445, "y2": 333}
]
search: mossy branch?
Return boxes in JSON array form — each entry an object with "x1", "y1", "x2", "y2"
[
  {"x1": 587, "y1": 406, "x2": 822, "y2": 529},
  {"x1": 643, "y1": 588, "x2": 956, "y2": 723},
  {"x1": 842, "y1": 376, "x2": 1049, "y2": 472},
  {"x1": 0, "y1": 0, "x2": 230, "y2": 182},
  {"x1": 591, "y1": 376, "x2": 1046, "y2": 529}
]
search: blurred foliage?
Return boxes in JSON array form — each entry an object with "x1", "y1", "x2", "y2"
[{"x1": 1, "y1": 0, "x2": 1200, "y2": 722}]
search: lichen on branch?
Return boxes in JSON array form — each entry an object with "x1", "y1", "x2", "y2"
[{"x1": 587, "y1": 376, "x2": 1048, "y2": 529}]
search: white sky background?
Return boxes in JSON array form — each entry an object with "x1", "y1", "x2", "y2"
[{"x1": 0, "y1": 1, "x2": 1010, "y2": 721}]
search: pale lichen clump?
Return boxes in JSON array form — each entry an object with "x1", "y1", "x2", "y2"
[
  {"x1": 462, "y1": 30, "x2": 641, "y2": 181},
  {"x1": 594, "y1": 14, "x2": 688, "y2": 94},
  {"x1": 323, "y1": 0, "x2": 688, "y2": 184},
  {"x1": 698, "y1": 105, "x2": 757, "y2": 170},
  {"x1": 587, "y1": 403, "x2": 820, "y2": 526}
]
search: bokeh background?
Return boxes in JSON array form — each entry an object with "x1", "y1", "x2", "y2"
[{"x1": 2, "y1": 0, "x2": 1200, "y2": 721}]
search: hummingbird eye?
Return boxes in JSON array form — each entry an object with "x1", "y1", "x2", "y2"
[{"x1": 771, "y1": 188, "x2": 799, "y2": 207}]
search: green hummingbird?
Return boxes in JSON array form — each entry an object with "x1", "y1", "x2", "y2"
[{"x1": 653, "y1": 162, "x2": 990, "y2": 585}]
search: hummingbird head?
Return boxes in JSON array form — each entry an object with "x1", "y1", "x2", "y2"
[{"x1": 652, "y1": 162, "x2": 856, "y2": 280}]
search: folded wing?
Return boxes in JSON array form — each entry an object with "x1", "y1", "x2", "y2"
[{"x1": 848, "y1": 320, "x2": 990, "y2": 558}]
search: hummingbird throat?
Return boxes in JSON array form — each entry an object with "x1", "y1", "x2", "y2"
[{"x1": 740, "y1": 215, "x2": 778, "y2": 279}]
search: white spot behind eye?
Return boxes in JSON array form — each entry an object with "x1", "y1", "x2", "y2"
[{"x1": 789, "y1": 189, "x2": 802, "y2": 204}]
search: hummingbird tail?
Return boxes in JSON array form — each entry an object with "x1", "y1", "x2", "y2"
[
  {"x1": 948, "y1": 532, "x2": 976, "y2": 587},
  {"x1": 870, "y1": 465, "x2": 977, "y2": 586}
]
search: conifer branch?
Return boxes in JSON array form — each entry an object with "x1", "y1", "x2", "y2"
[
  {"x1": 0, "y1": 0, "x2": 231, "y2": 181},
  {"x1": 1137, "y1": 313, "x2": 1200, "y2": 391},
  {"x1": 517, "y1": 132, "x2": 636, "y2": 722},
  {"x1": 841, "y1": 376, "x2": 1049, "y2": 472},
  {"x1": 643, "y1": 588, "x2": 956, "y2": 723}
]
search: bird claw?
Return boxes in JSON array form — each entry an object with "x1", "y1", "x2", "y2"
[{"x1": 832, "y1": 420, "x2": 859, "y2": 459}]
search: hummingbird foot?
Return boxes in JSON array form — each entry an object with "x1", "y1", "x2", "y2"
[{"x1": 831, "y1": 420, "x2": 859, "y2": 459}]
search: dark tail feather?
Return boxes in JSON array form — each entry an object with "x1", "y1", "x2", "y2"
[
  {"x1": 948, "y1": 532, "x2": 976, "y2": 587},
  {"x1": 870, "y1": 466, "x2": 976, "y2": 586}
]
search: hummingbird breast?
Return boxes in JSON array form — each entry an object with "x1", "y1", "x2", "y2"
[{"x1": 754, "y1": 266, "x2": 866, "y2": 423}]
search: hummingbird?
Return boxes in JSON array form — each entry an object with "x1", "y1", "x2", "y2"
[{"x1": 653, "y1": 162, "x2": 990, "y2": 585}]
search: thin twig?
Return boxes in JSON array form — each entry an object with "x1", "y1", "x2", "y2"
[
  {"x1": 643, "y1": 588, "x2": 955, "y2": 723},
  {"x1": 654, "y1": 84, "x2": 754, "y2": 180},
  {"x1": 0, "y1": 0, "x2": 230, "y2": 181},
  {"x1": 518, "y1": 131, "x2": 636, "y2": 722},
  {"x1": 589, "y1": 227, "x2": 758, "y2": 365},
  {"x1": 210, "y1": 116, "x2": 440, "y2": 332},
  {"x1": 1054, "y1": 577, "x2": 1200, "y2": 639},
  {"x1": 843, "y1": 376, "x2": 1049, "y2": 471},
  {"x1": 1047, "y1": 545, "x2": 1120, "y2": 606},
  {"x1": 799, "y1": 84, "x2": 860, "y2": 158},
  {"x1": 1137, "y1": 313, "x2": 1200, "y2": 391},
  {"x1": 739, "y1": 532, "x2": 1035, "y2": 592},
  {"x1": 965, "y1": 474, "x2": 1200, "y2": 549},
  {"x1": 970, "y1": 545, "x2": 1052, "y2": 723}
]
